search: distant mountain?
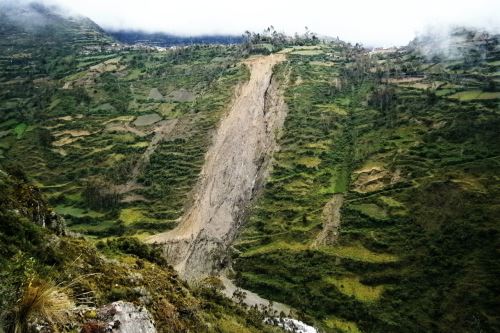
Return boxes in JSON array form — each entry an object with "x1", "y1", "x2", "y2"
[
  {"x1": 0, "y1": 1, "x2": 114, "y2": 80},
  {"x1": 109, "y1": 30, "x2": 243, "y2": 47},
  {"x1": 410, "y1": 27, "x2": 500, "y2": 63},
  {"x1": 1, "y1": 2, "x2": 97, "y2": 31},
  {"x1": 0, "y1": 1, "x2": 111, "y2": 47}
]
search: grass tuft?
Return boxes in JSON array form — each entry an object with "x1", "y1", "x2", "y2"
[{"x1": 15, "y1": 278, "x2": 73, "y2": 331}]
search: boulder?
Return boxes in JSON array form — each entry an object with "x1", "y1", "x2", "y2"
[{"x1": 99, "y1": 301, "x2": 156, "y2": 333}]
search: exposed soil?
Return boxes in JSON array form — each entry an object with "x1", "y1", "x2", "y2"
[
  {"x1": 167, "y1": 88, "x2": 196, "y2": 102},
  {"x1": 52, "y1": 136, "x2": 81, "y2": 147},
  {"x1": 53, "y1": 129, "x2": 91, "y2": 137},
  {"x1": 148, "y1": 54, "x2": 288, "y2": 280},
  {"x1": 121, "y1": 193, "x2": 149, "y2": 203},
  {"x1": 353, "y1": 165, "x2": 401, "y2": 193},
  {"x1": 148, "y1": 88, "x2": 164, "y2": 101},
  {"x1": 133, "y1": 113, "x2": 162, "y2": 127},
  {"x1": 63, "y1": 58, "x2": 126, "y2": 89},
  {"x1": 384, "y1": 76, "x2": 425, "y2": 84},
  {"x1": 221, "y1": 276, "x2": 318, "y2": 332},
  {"x1": 105, "y1": 122, "x2": 147, "y2": 137},
  {"x1": 313, "y1": 194, "x2": 343, "y2": 246}
]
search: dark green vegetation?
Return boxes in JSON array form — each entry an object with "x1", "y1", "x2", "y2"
[
  {"x1": 0, "y1": 168, "x2": 285, "y2": 333},
  {"x1": 233, "y1": 33, "x2": 500, "y2": 332},
  {"x1": 0, "y1": 2, "x2": 249, "y2": 237},
  {"x1": 242, "y1": 26, "x2": 320, "y2": 54},
  {"x1": 110, "y1": 30, "x2": 244, "y2": 46},
  {"x1": 0, "y1": 6, "x2": 284, "y2": 332},
  {"x1": 1, "y1": 2, "x2": 499, "y2": 332}
]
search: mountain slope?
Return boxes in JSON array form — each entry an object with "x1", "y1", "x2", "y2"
[
  {"x1": 148, "y1": 54, "x2": 287, "y2": 280},
  {"x1": 0, "y1": 166, "x2": 286, "y2": 332},
  {"x1": 233, "y1": 37, "x2": 500, "y2": 332},
  {"x1": 0, "y1": 1, "x2": 113, "y2": 80},
  {"x1": 109, "y1": 30, "x2": 243, "y2": 46},
  {"x1": 0, "y1": 4, "x2": 499, "y2": 333},
  {"x1": 0, "y1": 3, "x2": 249, "y2": 238}
]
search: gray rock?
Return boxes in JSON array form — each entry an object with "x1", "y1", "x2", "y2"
[{"x1": 100, "y1": 301, "x2": 156, "y2": 333}]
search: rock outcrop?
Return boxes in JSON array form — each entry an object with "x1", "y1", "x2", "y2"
[
  {"x1": 0, "y1": 168, "x2": 66, "y2": 235},
  {"x1": 101, "y1": 301, "x2": 156, "y2": 333},
  {"x1": 74, "y1": 302, "x2": 156, "y2": 333}
]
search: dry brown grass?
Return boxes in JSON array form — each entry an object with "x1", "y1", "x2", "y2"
[{"x1": 14, "y1": 278, "x2": 73, "y2": 332}]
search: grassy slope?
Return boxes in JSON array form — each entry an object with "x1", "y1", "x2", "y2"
[
  {"x1": 0, "y1": 24, "x2": 248, "y2": 236},
  {"x1": 233, "y1": 41, "x2": 500, "y2": 333},
  {"x1": 0, "y1": 168, "x2": 284, "y2": 333},
  {"x1": 1, "y1": 10, "x2": 499, "y2": 331}
]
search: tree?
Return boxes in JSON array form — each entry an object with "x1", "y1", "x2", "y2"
[
  {"x1": 369, "y1": 85, "x2": 398, "y2": 127},
  {"x1": 484, "y1": 78, "x2": 497, "y2": 92},
  {"x1": 37, "y1": 128, "x2": 54, "y2": 148},
  {"x1": 82, "y1": 178, "x2": 120, "y2": 211},
  {"x1": 232, "y1": 288, "x2": 247, "y2": 306},
  {"x1": 369, "y1": 85, "x2": 396, "y2": 112}
]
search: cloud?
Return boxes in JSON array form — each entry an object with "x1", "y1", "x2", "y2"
[{"x1": 7, "y1": 0, "x2": 500, "y2": 46}]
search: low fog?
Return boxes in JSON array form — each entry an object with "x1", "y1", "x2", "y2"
[{"x1": 3, "y1": 0, "x2": 500, "y2": 46}]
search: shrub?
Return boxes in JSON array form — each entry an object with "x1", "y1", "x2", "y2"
[
  {"x1": 98, "y1": 237, "x2": 168, "y2": 267},
  {"x1": 12, "y1": 277, "x2": 73, "y2": 332},
  {"x1": 82, "y1": 178, "x2": 121, "y2": 211}
]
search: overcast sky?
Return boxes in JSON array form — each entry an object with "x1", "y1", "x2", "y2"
[{"x1": 35, "y1": 0, "x2": 500, "y2": 46}]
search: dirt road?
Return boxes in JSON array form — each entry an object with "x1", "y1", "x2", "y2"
[{"x1": 148, "y1": 54, "x2": 287, "y2": 281}]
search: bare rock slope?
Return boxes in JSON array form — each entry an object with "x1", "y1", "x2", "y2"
[{"x1": 148, "y1": 54, "x2": 287, "y2": 280}]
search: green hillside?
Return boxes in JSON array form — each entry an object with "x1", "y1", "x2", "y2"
[
  {"x1": 0, "y1": 2, "x2": 248, "y2": 238},
  {"x1": 0, "y1": 167, "x2": 285, "y2": 333},
  {"x1": 233, "y1": 34, "x2": 500, "y2": 332},
  {"x1": 0, "y1": 4, "x2": 499, "y2": 333}
]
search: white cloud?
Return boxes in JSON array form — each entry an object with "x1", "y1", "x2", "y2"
[{"x1": 22, "y1": 0, "x2": 500, "y2": 46}]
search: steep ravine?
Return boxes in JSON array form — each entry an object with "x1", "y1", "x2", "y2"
[{"x1": 148, "y1": 54, "x2": 288, "y2": 281}]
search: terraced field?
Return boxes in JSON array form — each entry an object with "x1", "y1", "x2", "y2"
[
  {"x1": 1, "y1": 8, "x2": 499, "y2": 332},
  {"x1": 232, "y1": 40, "x2": 500, "y2": 332},
  {"x1": 0, "y1": 31, "x2": 248, "y2": 236}
]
